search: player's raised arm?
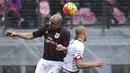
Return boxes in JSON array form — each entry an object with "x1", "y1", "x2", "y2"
[
  {"x1": 5, "y1": 31, "x2": 34, "y2": 40},
  {"x1": 5, "y1": 25, "x2": 46, "y2": 40}
]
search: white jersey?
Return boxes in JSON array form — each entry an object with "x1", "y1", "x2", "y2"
[{"x1": 63, "y1": 39, "x2": 84, "y2": 72}]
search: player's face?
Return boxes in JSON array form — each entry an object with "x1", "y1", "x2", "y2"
[{"x1": 49, "y1": 16, "x2": 60, "y2": 29}]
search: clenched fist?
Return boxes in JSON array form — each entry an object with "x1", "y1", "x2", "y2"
[
  {"x1": 5, "y1": 32, "x2": 17, "y2": 37},
  {"x1": 56, "y1": 44, "x2": 67, "y2": 51}
]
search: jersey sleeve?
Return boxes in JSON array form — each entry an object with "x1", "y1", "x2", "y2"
[
  {"x1": 74, "y1": 45, "x2": 84, "y2": 60},
  {"x1": 61, "y1": 28, "x2": 70, "y2": 47},
  {"x1": 33, "y1": 25, "x2": 47, "y2": 38}
]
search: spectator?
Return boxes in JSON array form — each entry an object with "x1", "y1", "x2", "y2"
[
  {"x1": 117, "y1": 0, "x2": 130, "y2": 18},
  {"x1": 90, "y1": 0, "x2": 104, "y2": 17},
  {"x1": 6, "y1": 0, "x2": 24, "y2": 28},
  {"x1": 113, "y1": 7, "x2": 126, "y2": 24},
  {"x1": 39, "y1": 0, "x2": 50, "y2": 25},
  {"x1": 0, "y1": 0, "x2": 4, "y2": 27},
  {"x1": 102, "y1": 0, "x2": 118, "y2": 29},
  {"x1": 49, "y1": 0, "x2": 68, "y2": 25},
  {"x1": 79, "y1": 0, "x2": 97, "y2": 14},
  {"x1": 0, "y1": 0, "x2": 4, "y2": 15},
  {"x1": 49, "y1": 0, "x2": 62, "y2": 15},
  {"x1": 8, "y1": 0, "x2": 22, "y2": 10},
  {"x1": 22, "y1": 0, "x2": 37, "y2": 28}
]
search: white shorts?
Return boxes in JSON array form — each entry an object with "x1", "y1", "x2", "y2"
[
  {"x1": 63, "y1": 69, "x2": 79, "y2": 73},
  {"x1": 35, "y1": 58, "x2": 63, "y2": 73}
]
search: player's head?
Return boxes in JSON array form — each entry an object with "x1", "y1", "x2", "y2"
[
  {"x1": 75, "y1": 26, "x2": 87, "y2": 42},
  {"x1": 49, "y1": 13, "x2": 62, "y2": 29}
]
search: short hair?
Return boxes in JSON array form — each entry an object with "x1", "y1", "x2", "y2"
[{"x1": 75, "y1": 26, "x2": 87, "y2": 36}]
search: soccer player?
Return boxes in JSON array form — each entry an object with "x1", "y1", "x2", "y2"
[
  {"x1": 5, "y1": 13, "x2": 70, "y2": 73},
  {"x1": 56, "y1": 26, "x2": 105, "y2": 73}
]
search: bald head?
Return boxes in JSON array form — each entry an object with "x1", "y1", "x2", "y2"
[
  {"x1": 75, "y1": 26, "x2": 87, "y2": 42},
  {"x1": 75, "y1": 26, "x2": 87, "y2": 36},
  {"x1": 50, "y1": 13, "x2": 62, "y2": 25}
]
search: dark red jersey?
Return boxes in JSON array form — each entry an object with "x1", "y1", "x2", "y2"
[{"x1": 33, "y1": 25, "x2": 70, "y2": 61}]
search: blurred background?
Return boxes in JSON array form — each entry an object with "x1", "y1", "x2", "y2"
[{"x1": 0, "y1": 0, "x2": 130, "y2": 73}]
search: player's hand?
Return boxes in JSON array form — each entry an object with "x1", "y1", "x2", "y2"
[
  {"x1": 94, "y1": 59, "x2": 106, "y2": 68},
  {"x1": 56, "y1": 44, "x2": 66, "y2": 51},
  {"x1": 5, "y1": 32, "x2": 17, "y2": 37}
]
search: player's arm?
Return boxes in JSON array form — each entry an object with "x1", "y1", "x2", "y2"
[
  {"x1": 56, "y1": 44, "x2": 67, "y2": 51},
  {"x1": 16, "y1": 33, "x2": 34, "y2": 39},
  {"x1": 74, "y1": 46, "x2": 105, "y2": 69},
  {"x1": 5, "y1": 32, "x2": 34, "y2": 40},
  {"x1": 75, "y1": 58, "x2": 105, "y2": 69},
  {"x1": 5, "y1": 25, "x2": 46, "y2": 40}
]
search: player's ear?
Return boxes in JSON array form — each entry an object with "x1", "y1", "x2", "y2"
[{"x1": 83, "y1": 32, "x2": 86, "y2": 36}]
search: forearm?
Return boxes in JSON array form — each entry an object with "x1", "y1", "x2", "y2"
[
  {"x1": 77, "y1": 61, "x2": 97, "y2": 69},
  {"x1": 16, "y1": 33, "x2": 34, "y2": 40},
  {"x1": 56, "y1": 44, "x2": 68, "y2": 53},
  {"x1": 62, "y1": 46, "x2": 67, "y2": 54}
]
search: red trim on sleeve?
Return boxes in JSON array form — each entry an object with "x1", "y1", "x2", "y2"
[{"x1": 75, "y1": 55, "x2": 83, "y2": 60}]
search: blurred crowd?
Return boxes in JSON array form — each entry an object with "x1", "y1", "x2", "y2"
[{"x1": 0, "y1": 0, "x2": 130, "y2": 29}]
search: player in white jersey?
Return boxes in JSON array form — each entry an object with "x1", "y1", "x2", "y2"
[{"x1": 56, "y1": 26, "x2": 105, "y2": 73}]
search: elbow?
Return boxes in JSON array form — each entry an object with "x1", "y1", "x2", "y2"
[
  {"x1": 27, "y1": 36, "x2": 34, "y2": 40},
  {"x1": 77, "y1": 66, "x2": 80, "y2": 69},
  {"x1": 76, "y1": 59, "x2": 84, "y2": 69},
  {"x1": 76, "y1": 63, "x2": 83, "y2": 69},
  {"x1": 28, "y1": 33, "x2": 35, "y2": 39},
  {"x1": 25, "y1": 34, "x2": 35, "y2": 40}
]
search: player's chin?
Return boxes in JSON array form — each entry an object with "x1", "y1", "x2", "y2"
[
  {"x1": 50, "y1": 26, "x2": 60, "y2": 30},
  {"x1": 85, "y1": 38, "x2": 88, "y2": 41},
  {"x1": 84, "y1": 39, "x2": 87, "y2": 42}
]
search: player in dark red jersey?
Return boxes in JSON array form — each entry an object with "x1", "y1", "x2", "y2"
[{"x1": 5, "y1": 13, "x2": 70, "y2": 73}]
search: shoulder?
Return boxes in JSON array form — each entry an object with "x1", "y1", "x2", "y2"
[
  {"x1": 60, "y1": 27, "x2": 70, "y2": 36},
  {"x1": 60, "y1": 27, "x2": 70, "y2": 33},
  {"x1": 70, "y1": 40, "x2": 84, "y2": 48},
  {"x1": 74, "y1": 41, "x2": 84, "y2": 50}
]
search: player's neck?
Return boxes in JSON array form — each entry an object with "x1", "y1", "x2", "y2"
[{"x1": 75, "y1": 37, "x2": 84, "y2": 43}]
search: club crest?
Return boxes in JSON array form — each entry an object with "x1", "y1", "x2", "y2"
[{"x1": 54, "y1": 33, "x2": 60, "y2": 39}]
